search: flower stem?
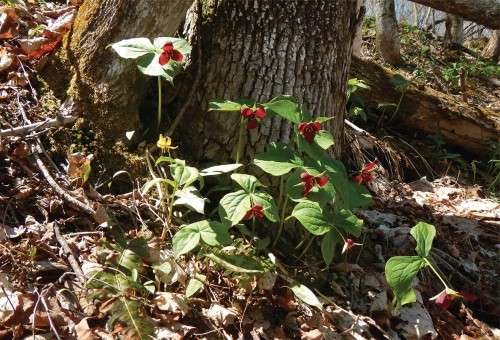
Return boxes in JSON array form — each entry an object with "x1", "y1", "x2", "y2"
[
  {"x1": 297, "y1": 235, "x2": 315, "y2": 260},
  {"x1": 236, "y1": 116, "x2": 245, "y2": 163},
  {"x1": 424, "y1": 257, "x2": 449, "y2": 289},
  {"x1": 272, "y1": 195, "x2": 288, "y2": 248},
  {"x1": 157, "y1": 76, "x2": 162, "y2": 131}
]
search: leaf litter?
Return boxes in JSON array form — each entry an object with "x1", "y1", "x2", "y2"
[{"x1": 0, "y1": 1, "x2": 498, "y2": 339}]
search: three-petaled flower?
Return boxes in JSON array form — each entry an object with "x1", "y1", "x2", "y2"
[
  {"x1": 240, "y1": 105, "x2": 266, "y2": 130},
  {"x1": 298, "y1": 121, "x2": 321, "y2": 144},
  {"x1": 244, "y1": 204, "x2": 264, "y2": 220},
  {"x1": 430, "y1": 289, "x2": 477, "y2": 310},
  {"x1": 355, "y1": 161, "x2": 378, "y2": 185},
  {"x1": 300, "y1": 172, "x2": 329, "y2": 197},
  {"x1": 341, "y1": 238, "x2": 362, "y2": 254},
  {"x1": 159, "y1": 42, "x2": 184, "y2": 66}
]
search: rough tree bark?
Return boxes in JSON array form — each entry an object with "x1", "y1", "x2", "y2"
[
  {"x1": 444, "y1": 14, "x2": 464, "y2": 45},
  {"x1": 374, "y1": 0, "x2": 402, "y2": 66},
  {"x1": 408, "y1": 0, "x2": 500, "y2": 29},
  {"x1": 482, "y1": 30, "x2": 500, "y2": 62},
  {"x1": 350, "y1": 57, "x2": 500, "y2": 155},
  {"x1": 174, "y1": 0, "x2": 359, "y2": 162},
  {"x1": 43, "y1": 0, "x2": 193, "y2": 171}
]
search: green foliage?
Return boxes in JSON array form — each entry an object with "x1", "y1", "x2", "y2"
[
  {"x1": 385, "y1": 221, "x2": 460, "y2": 308},
  {"x1": 172, "y1": 220, "x2": 231, "y2": 258},
  {"x1": 442, "y1": 60, "x2": 500, "y2": 89},
  {"x1": 110, "y1": 37, "x2": 191, "y2": 83}
]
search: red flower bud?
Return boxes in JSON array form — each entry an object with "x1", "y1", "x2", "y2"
[
  {"x1": 355, "y1": 161, "x2": 378, "y2": 185},
  {"x1": 244, "y1": 204, "x2": 264, "y2": 220},
  {"x1": 240, "y1": 106, "x2": 266, "y2": 130},
  {"x1": 300, "y1": 172, "x2": 329, "y2": 197},
  {"x1": 298, "y1": 121, "x2": 322, "y2": 144}
]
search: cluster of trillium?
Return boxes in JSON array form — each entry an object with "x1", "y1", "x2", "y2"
[
  {"x1": 151, "y1": 44, "x2": 476, "y2": 310},
  {"x1": 237, "y1": 104, "x2": 380, "y2": 254}
]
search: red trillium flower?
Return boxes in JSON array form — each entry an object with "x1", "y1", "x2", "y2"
[
  {"x1": 354, "y1": 160, "x2": 379, "y2": 185},
  {"x1": 431, "y1": 289, "x2": 477, "y2": 310},
  {"x1": 159, "y1": 42, "x2": 184, "y2": 66},
  {"x1": 240, "y1": 106, "x2": 266, "y2": 130},
  {"x1": 244, "y1": 204, "x2": 264, "y2": 220},
  {"x1": 300, "y1": 172, "x2": 329, "y2": 197},
  {"x1": 298, "y1": 121, "x2": 322, "y2": 143},
  {"x1": 341, "y1": 238, "x2": 362, "y2": 254}
]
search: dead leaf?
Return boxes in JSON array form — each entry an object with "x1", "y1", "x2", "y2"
[
  {"x1": 0, "y1": 7, "x2": 18, "y2": 40},
  {"x1": 202, "y1": 304, "x2": 238, "y2": 327},
  {"x1": 0, "y1": 47, "x2": 14, "y2": 72},
  {"x1": 75, "y1": 318, "x2": 96, "y2": 340},
  {"x1": 19, "y1": 9, "x2": 75, "y2": 59},
  {"x1": 300, "y1": 329, "x2": 322, "y2": 340},
  {"x1": 154, "y1": 292, "x2": 190, "y2": 316}
]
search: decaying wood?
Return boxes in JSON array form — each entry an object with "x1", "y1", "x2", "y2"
[
  {"x1": 350, "y1": 57, "x2": 500, "y2": 155},
  {"x1": 482, "y1": 30, "x2": 500, "y2": 62},
  {"x1": 408, "y1": 0, "x2": 500, "y2": 29}
]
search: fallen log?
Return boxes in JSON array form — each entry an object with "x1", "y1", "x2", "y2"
[{"x1": 350, "y1": 57, "x2": 500, "y2": 156}]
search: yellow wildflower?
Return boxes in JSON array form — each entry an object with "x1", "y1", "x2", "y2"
[{"x1": 157, "y1": 134, "x2": 177, "y2": 153}]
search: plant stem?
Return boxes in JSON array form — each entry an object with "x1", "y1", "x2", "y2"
[
  {"x1": 277, "y1": 176, "x2": 285, "y2": 209},
  {"x1": 161, "y1": 182, "x2": 178, "y2": 241},
  {"x1": 297, "y1": 235, "x2": 315, "y2": 260},
  {"x1": 157, "y1": 76, "x2": 162, "y2": 131},
  {"x1": 235, "y1": 116, "x2": 245, "y2": 163},
  {"x1": 390, "y1": 90, "x2": 406, "y2": 122},
  {"x1": 424, "y1": 257, "x2": 449, "y2": 289},
  {"x1": 272, "y1": 196, "x2": 288, "y2": 248}
]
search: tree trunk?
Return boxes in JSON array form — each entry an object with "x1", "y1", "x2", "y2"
[
  {"x1": 445, "y1": 14, "x2": 464, "y2": 46},
  {"x1": 374, "y1": 0, "x2": 402, "y2": 66},
  {"x1": 482, "y1": 30, "x2": 500, "y2": 62},
  {"x1": 408, "y1": 0, "x2": 500, "y2": 29},
  {"x1": 174, "y1": 0, "x2": 358, "y2": 162},
  {"x1": 352, "y1": 0, "x2": 365, "y2": 58},
  {"x1": 43, "y1": 0, "x2": 193, "y2": 172},
  {"x1": 350, "y1": 57, "x2": 500, "y2": 155}
]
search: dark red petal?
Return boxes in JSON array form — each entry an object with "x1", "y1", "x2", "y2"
[
  {"x1": 302, "y1": 182, "x2": 314, "y2": 197},
  {"x1": 246, "y1": 118, "x2": 258, "y2": 130},
  {"x1": 354, "y1": 174, "x2": 363, "y2": 184},
  {"x1": 243, "y1": 210, "x2": 253, "y2": 220},
  {"x1": 159, "y1": 52, "x2": 170, "y2": 65},
  {"x1": 171, "y1": 50, "x2": 184, "y2": 62},
  {"x1": 364, "y1": 161, "x2": 378, "y2": 172},
  {"x1": 240, "y1": 107, "x2": 253, "y2": 118},
  {"x1": 300, "y1": 172, "x2": 312, "y2": 180},
  {"x1": 363, "y1": 173, "x2": 374, "y2": 183},
  {"x1": 312, "y1": 122, "x2": 322, "y2": 131},
  {"x1": 255, "y1": 107, "x2": 266, "y2": 119},
  {"x1": 460, "y1": 292, "x2": 478, "y2": 302},
  {"x1": 304, "y1": 130, "x2": 316, "y2": 143},
  {"x1": 316, "y1": 175, "x2": 329, "y2": 187},
  {"x1": 162, "y1": 42, "x2": 174, "y2": 52},
  {"x1": 434, "y1": 291, "x2": 454, "y2": 310},
  {"x1": 298, "y1": 122, "x2": 307, "y2": 133}
]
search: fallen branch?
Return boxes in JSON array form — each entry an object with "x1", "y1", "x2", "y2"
[
  {"x1": 52, "y1": 221, "x2": 85, "y2": 283},
  {"x1": 0, "y1": 115, "x2": 77, "y2": 137},
  {"x1": 34, "y1": 145, "x2": 96, "y2": 217}
]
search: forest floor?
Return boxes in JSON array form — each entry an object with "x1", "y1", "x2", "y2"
[{"x1": 0, "y1": 2, "x2": 499, "y2": 339}]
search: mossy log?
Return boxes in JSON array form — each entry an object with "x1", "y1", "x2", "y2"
[{"x1": 350, "y1": 57, "x2": 500, "y2": 156}]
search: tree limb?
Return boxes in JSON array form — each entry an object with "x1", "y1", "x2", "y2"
[
  {"x1": 0, "y1": 115, "x2": 77, "y2": 137},
  {"x1": 408, "y1": 0, "x2": 500, "y2": 29}
]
